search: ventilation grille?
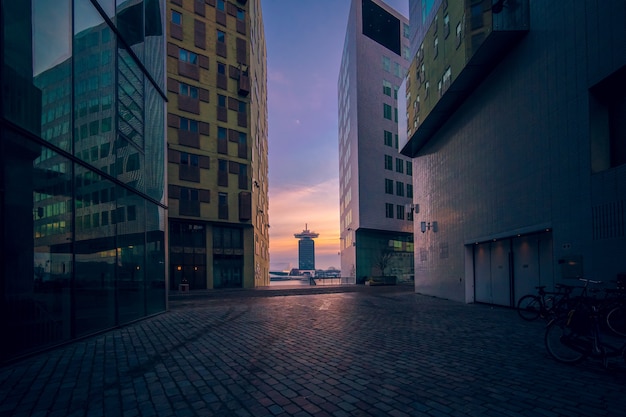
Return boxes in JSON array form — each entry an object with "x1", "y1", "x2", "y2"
[{"x1": 592, "y1": 200, "x2": 625, "y2": 240}]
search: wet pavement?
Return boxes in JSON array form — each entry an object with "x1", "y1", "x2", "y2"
[{"x1": 1, "y1": 284, "x2": 625, "y2": 416}]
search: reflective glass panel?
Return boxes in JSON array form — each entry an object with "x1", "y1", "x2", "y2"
[{"x1": 74, "y1": 166, "x2": 116, "y2": 336}]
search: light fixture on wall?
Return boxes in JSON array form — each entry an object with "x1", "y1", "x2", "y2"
[{"x1": 420, "y1": 221, "x2": 438, "y2": 233}]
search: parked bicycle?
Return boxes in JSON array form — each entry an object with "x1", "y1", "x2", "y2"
[
  {"x1": 599, "y1": 287, "x2": 626, "y2": 337},
  {"x1": 544, "y1": 279, "x2": 626, "y2": 368},
  {"x1": 517, "y1": 283, "x2": 577, "y2": 321}
]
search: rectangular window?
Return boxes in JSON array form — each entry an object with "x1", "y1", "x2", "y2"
[
  {"x1": 218, "y1": 192, "x2": 228, "y2": 219},
  {"x1": 217, "y1": 0, "x2": 225, "y2": 11},
  {"x1": 407, "y1": 184, "x2": 413, "y2": 198},
  {"x1": 382, "y1": 56, "x2": 391, "y2": 72},
  {"x1": 171, "y1": 10, "x2": 182, "y2": 25},
  {"x1": 396, "y1": 181, "x2": 404, "y2": 197},
  {"x1": 218, "y1": 94, "x2": 226, "y2": 107},
  {"x1": 180, "y1": 117, "x2": 198, "y2": 132},
  {"x1": 384, "y1": 130, "x2": 393, "y2": 147},
  {"x1": 217, "y1": 30, "x2": 225, "y2": 43},
  {"x1": 383, "y1": 103, "x2": 392, "y2": 120},
  {"x1": 385, "y1": 203, "x2": 394, "y2": 218},
  {"x1": 396, "y1": 204, "x2": 405, "y2": 220},
  {"x1": 384, "y1": 155, "x2": 393, "y2": 170},
  {"x1": 383, "y1": 80, "x2": 392, "y2": 96},
  {"x1": 217, "y1": 62, "x2": 226, "y2": 74},
  {"x1": 179, "y1": 82, "x2": 198, "y2": 98},
  {"x1": 385, "y1": 179, "x2": 394, "y2": 194},
  {"x1": 396, "y1": 158, "x2": 404, "y2": 173},
  {"x1": 179, "y1": 48, "x2": 198, "y2": 64},
  {"x1": 406, "y1": 160, "x2": 412, "y2": 176}
]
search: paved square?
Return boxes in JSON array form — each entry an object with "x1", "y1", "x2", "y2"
[{"x1": 1, "y1": 286, "x2": 625, "y2": 416}]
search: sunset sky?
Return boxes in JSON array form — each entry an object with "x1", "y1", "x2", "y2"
[{"x1": 262, "y1": 0, "x2": 409, "y2": 271}]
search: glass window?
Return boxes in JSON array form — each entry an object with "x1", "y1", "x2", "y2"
[
  {"x1": 383, "y1": 80, "x2": 392, "y2": 96},
  {"x1": 382, "y1": 56, "x2": 391, "y2": 72},
  {"x1": 386, "y1": 203, "x2": 394, "y2": 218},
  {"x1": 384, "y1": 130, "x2": 393, "y2": 147},
  {"x1": 383, "y1": 104, "x2": 392, "y2": 120},
  {"x1": 180, "y1": 82, "x2": 198, "y2": 98},
  {"x1": 171, "y1": 10, "x2": 182, "y2": 25},
  {"x1": 396, "y1": 205, "x2": 405, "y2": 220},
  {"x1": 396, "y1": 181, "x2": 404, "y2": 197},
  {"x1": 396, "y1": 158, "x2": 404, "y2": 173},
  {"x1": 217, "y1": 0, "x2": 225, "y2": 11},
  {"x1": 384, "y1": 155, "x2": 393, "y2": 170},
  {"x1": 217, "y1": 30, "x2": 226, "y2": 43},
  {"x1": 385, "y1": 179, "x2": 394, "y2": 194}
]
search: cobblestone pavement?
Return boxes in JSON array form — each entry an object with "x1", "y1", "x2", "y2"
[{"x1": 1, "y1": 285, "x2": 625, "y2": 417}]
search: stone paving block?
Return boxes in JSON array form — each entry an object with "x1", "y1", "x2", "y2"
[{"x1": 1, "y1": 286, "x2": 626, "y2": 417}]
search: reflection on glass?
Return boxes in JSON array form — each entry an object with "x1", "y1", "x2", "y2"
[
  {"x1": 74, "y1": 2, "x2": 117, "y2": 167},
  {"x1": 74, "y1": 166, "x2": 116, "y2": 336},
  {"x1": 117, "y1": 187, "x2": 146, "y2": 324},
  {"x1": 146, "y1": 205, "x2": 166, "y2": 314}
]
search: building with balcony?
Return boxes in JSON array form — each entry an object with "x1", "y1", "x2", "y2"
[
  {"x1": 0, "y1": 0, "x2": 167, "y2": 362},
  {"x1": 338, "y1": 0, "x2": 415, "y2": 284},
  {"x1": 166, "y1": 0, "x2": 269, "y2": 290},
  {"x1": 400, "y1": 0, "x2": 626, "y2": 305}
]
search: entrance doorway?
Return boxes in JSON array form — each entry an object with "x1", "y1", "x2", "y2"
[
  {"x1": 473, "y1": 231, "x2": 553, "y2": 306},
  {"x1": 213, "y1": 255, "x2": 242, "y2": 288}
]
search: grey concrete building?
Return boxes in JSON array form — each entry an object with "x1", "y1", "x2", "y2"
[
  {"x1": 339, "y1": 0, "x2": 415, "y2": 284},
  {"x1": 401, "y1": 0, "x2": 626, "y2": 305}
]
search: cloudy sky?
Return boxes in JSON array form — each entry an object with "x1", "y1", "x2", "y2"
[{"x1": 261, "y1": 0, "x2": 409, "y2": 271}]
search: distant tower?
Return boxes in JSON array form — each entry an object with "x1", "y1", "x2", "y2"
[{"x1": 294, "y1": 224, "x2": 319, "y2": 270}]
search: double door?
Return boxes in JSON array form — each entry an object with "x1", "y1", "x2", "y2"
[{"x1": 474, "y1": 233, "x2": 553, "y2": 306}]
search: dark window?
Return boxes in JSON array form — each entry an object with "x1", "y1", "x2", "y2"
[
  {"x1": 361, "y1": 0, "x2": 401, "y2": 55},
  {"x1": 385, "y1": 179, "x2": 394, "y2": 194},
  {"x1": 396, "y1": 181, "x2": 404, "y2": 197},
  {"x1": 385, "y1": 203, "x2": 394, "y2": 218},
  {"x1": 383, "y1": 103, "x2": 392, "y2": 120},
  {"x1": 396, "y1": 204, "x2": 405, "y2": 220},
  {"x1": 385, "y1": 155, "x2": 393, "y2": 170},
  {"x1": 395, "y1": 158, "x2": 404, "y2": 173},
  {"x1": 384, "y1": 130, "x2": 393, "y2": 146},
  {"x1": 590, "y1": 66, "x2": 626, "y2": 171}
]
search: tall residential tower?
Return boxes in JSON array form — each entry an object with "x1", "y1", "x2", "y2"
[
  {"x1": 339, "y1": 0, "x2": 414, "y2": 283},
  {"x1": 166, "y1": 0, "x2": 269, "y2": 290}
]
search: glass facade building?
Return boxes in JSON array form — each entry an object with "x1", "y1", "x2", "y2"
[{"x1": 0, "y1": 0, "x2": 167, "y2": 363}]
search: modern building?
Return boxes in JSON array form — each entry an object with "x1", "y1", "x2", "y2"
[
  {"x1": 0, "y1": 0, "x2": 167, "y2": 362},
  {"x1": 339, "y1": 0, "x2": 415, "y2": 284},
  {"x1": 165, "y1": 0, "x2": 269, "y2": 290},
  {"x1": 294, "y1": 225, "x2": 318, "y2": 271},
  {"x1": 400, "y1": 0, "x2": 626, "y2": 305}
]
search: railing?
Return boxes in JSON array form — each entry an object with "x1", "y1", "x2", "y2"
[{"x1": 313, "y1": 276, "x2": 356, "y2": 286}]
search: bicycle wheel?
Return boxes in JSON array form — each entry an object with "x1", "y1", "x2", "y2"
[
  {"x1": 606, "y1": 305, "x2": 626, "y2": 337},
  {"x1": 544, "y1": 317, "x2": 588, "y2": 364},
  {"x1": 517, "y1": 295, "x2": 541, "y2": 321}
]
